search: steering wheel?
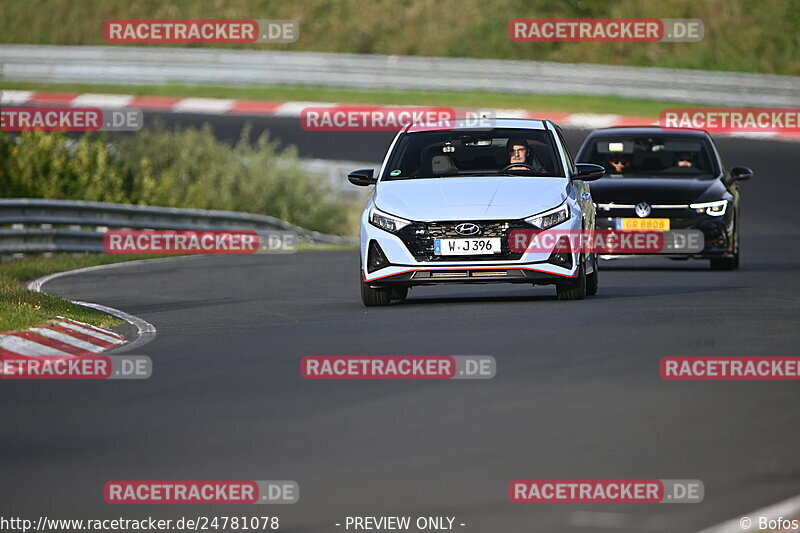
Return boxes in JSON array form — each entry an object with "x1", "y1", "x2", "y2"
[{"x1": 502, "y1": 163, "x2": 536, "y2": 172}]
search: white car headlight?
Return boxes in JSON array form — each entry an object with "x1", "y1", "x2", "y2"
[
  {"x1": 690, "y1": 200, "x2": 728, "y2": 216},
  {"x1": 525, "y1": 201, "x2": 571, "y2": 229},
  {"x1": 368, "y1": 206, "x2": 411, "y2": 233}
]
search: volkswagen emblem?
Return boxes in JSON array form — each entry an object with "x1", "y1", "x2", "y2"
[
  {"x1": 455, "y1": 223, "x2": 480, "y2": 236},
  {"x1": 635, "y1": 202, "x2": 652, "y2": 218}
]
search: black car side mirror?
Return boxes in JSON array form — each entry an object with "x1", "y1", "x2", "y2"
[
  {"x1": 574, "y1": 163, "x2": 605, "y2": 181},
  {"x1": 348, "y1": 169, "x2": 377, "y2": 186},
  {"x1": 729, "y1": 166, "x2": 753, "y2": 182}
]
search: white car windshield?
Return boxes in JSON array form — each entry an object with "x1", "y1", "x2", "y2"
[{"x1": 382, "y1": 128, "x2": 565, "y2": 180}]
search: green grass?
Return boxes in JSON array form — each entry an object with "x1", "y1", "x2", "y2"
[
  {"x1": 0, "y1": 0, "x2": 796, "y2": 75},
  {"x1": 0, "y1": 254, "x2": 160, "y2": 333},
  {"x1": 0, "y1": 80, "x2": 718, "y2": 117}
]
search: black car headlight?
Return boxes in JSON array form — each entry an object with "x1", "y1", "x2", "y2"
[
  {"x1": 690, "y1": 200, "x2": 728, "y2": 216},
  {"x1": 368, "y1": 206, "x2": 411, "y2": 233},
  {"x1": 525, "y1": 201, "x2": 571, "y2": 230}
]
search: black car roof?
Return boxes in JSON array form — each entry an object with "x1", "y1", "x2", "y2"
[{"x1": 586, "y1": 126, "x2": 710, "y2": 138}]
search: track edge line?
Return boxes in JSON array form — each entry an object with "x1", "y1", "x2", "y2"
[{"x1": 24, "y1": 258, "x2": 176, "y2": 354}]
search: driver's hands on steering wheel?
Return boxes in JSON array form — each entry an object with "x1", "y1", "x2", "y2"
[
  {"x1": 502, "y1": 163, "x2": 534, "y2": 171},
  {"x1": 502, "y1": 163, "x2": 545, "y2": 173}
]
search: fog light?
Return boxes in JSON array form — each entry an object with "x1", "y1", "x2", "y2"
[
  {"x1": 547, "y1": 236, "x2": 573, "y2": 269},
  {"x1": 367, "y1": 240, "x2": 390, "y2": 273}
]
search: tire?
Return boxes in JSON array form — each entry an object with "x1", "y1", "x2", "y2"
[
  {"x1": 390, "y1": 286, "x2": 409, "y2": 301},
  {"x1": 586, "y1": 253, "x2": 599, "y2": 296},
  {"x1": 556, "y1": 255, "x2": 586, "y2": 300},
  {"x1": 361, "y1": 277, "x2": 391, "y2": 306},
  {"x1": 710, "y1": 230, "x2": 740, "y2": 271},
  {"x1": 710, "y1": 253, "x2": 738, "y2": 271}
]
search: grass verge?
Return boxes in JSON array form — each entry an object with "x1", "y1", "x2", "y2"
[
  {"x1": 0, "y1": 0, "x2": 796, "y2": 75},
  {"x1": 0, "y1": 254, "x2": 163, "y2": 333},
  {"x1": 0, "y1": 81, "x2": 717, "y2": 117}
]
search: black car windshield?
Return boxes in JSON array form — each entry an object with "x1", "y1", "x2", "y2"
[
  {"x1": 581, "y1": 135, "x2": 718, "y2": 179},
  {"x1": 381, "y1": 128, "x2": 565, "y2": 180}
]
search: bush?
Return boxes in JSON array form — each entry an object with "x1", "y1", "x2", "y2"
[{"x1": 0, "y1": 126, "x2": 360, "y2": 236}]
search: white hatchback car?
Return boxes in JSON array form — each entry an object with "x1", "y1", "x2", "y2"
[{"x1": 349, "y1": 118, "x2": 604, "y2": 306}]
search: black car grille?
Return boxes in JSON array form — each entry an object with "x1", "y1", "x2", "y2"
[{"x1": 396, "y1": 220, "x2": 529, "y2": 261}]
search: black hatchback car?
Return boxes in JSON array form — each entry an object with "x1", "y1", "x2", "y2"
[{"x1": 576, "y1": 127, "x2": 752, "y2": 270}]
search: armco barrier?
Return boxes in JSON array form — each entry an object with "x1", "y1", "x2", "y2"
[
  {"x1": 0, "y1": 198, "x2": 355, "y2": 255},
  {"x1": 1, "y1": 45, "x2": 798, "y2": 107}
]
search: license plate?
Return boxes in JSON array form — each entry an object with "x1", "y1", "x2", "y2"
[
  {"x1": 434, "y1": 238, "x2": 501, "y2": 255},
  {"x1": 616, "y1": 218, "x2": 670, "y2": 231}
]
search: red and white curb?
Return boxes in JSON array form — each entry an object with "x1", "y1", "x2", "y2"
[
  {"x1": 0, "y1": 317, "x2": 125, "y2": 358},
  {"x1": 13, "y1": 259, "x2": 162, "y2": 357},
  {"x1": 2, "y1": 90, "x2": 798, "y2": 141}
]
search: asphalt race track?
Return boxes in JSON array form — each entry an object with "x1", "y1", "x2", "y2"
[{"x1": 1, "y1": 114, "x2": 799, "y2": 532}]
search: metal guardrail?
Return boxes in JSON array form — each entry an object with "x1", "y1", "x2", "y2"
[
  {"x1": 1, "y1": 45, "x2": 799, "y2": 107},
  {"x1": 300, "y1": 159, "x2": 380, "y2": 198},
  {"x1": 0, "y1": 198, "x2": 356, "y2": 255}
]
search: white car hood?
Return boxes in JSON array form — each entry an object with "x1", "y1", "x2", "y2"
[{"x1": 374, "y1": 176, "x2": 569, "y2": 221}]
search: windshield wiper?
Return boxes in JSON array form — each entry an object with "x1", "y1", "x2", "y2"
[
  {"x1": 404, "y1": 174, "x2": 464, "y2": 179},
  {"x1": 402, "y1": 171, "x2": 551, "y2": 179}
]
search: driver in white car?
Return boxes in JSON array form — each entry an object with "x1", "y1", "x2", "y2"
[{"x1": 506, "y1": 138, "x2": 544, "y2": 171}]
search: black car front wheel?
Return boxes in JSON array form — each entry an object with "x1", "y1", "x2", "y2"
[
  {"x1": 710, "y1": 251, "x2": 739, "y2": 270},
  {"x1": 710, "y1": 229, "x2": 740, "y2": 270}
]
